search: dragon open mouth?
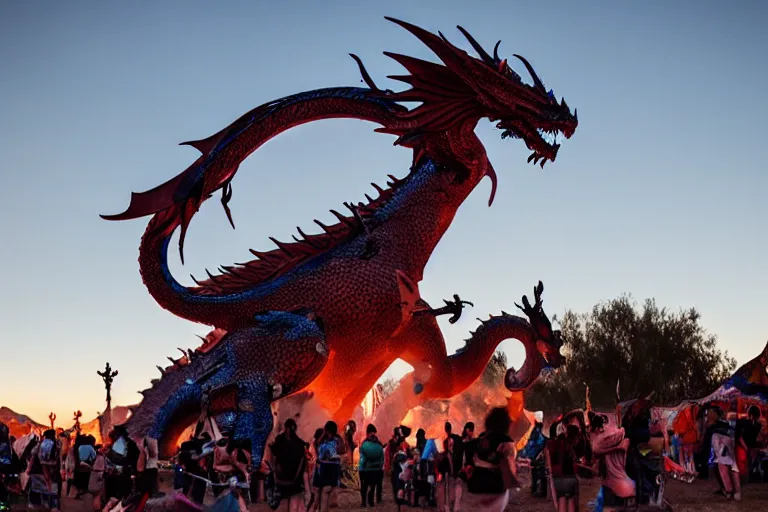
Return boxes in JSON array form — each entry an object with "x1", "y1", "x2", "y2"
[{"x1": 497, "y1": 121, "x2": 566, "y2": 168}]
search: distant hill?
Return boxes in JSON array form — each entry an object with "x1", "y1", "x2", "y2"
[{"x1": 0, "y1": 406, "x2": 46, "y2": 438}]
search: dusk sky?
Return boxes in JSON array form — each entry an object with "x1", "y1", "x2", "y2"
[{"x1": 1, "y1": 0, "x2": 766, "y2": 425}]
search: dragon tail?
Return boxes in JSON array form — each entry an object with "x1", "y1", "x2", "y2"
[
  {"x1": 124, "y1": 339, "x2": 229, "y2": 455},
  {"x1": 101, "y1": 86, "x2": 405, "y2": 325}
]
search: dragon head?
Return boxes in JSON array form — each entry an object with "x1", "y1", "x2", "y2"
[
  {"x1": 514, "y1": 280, "x2": 565, "y2": 370},
  {"x1": 379, "y1": 18, "x2": 578, "y2": 168},
  {"x1": 454, "y1": 27, "x2": 578, "y2": 167}
]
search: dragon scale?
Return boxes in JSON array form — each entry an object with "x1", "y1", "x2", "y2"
[{"x1": 103, "y1": 17, "x2": 577, "y2": 455}]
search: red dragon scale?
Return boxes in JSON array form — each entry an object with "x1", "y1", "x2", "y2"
[{"x1": 102, "y1": 18, "x2": 577, "y2": 430}]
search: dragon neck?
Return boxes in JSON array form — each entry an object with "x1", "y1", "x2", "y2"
[
  {"x1": 132, "y1": 88, "x2": 407, "y2": 327},
  {"x1": 373, "y1": 122, "x2": 490, "y2": 281},
  {"x1": 448, "y1": 313, "x2": 537, "y2": 394}
]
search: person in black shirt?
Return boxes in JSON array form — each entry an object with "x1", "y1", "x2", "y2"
[
  {"x1": 736, "y1": 406, "x2": 763, "y2": 481},
  {"x1": 461, "y1": 422, "x2": 476, "y2": 467},
  {"x1": 415, "y1": 429, "x2": 427, "y2": 455},
  {"x1": 269, "y1": 419, "x2": 310, "y2": 511}
]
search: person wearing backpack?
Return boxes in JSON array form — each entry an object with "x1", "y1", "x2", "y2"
[
  {"x1": 312, "y1": 421, "x2": 346, "y2": 512},
  {"x1": 358, "y1": 424, "x2": 384, "y2": 507},
  {"x1": 29, "y1": 429, "x2": 61, "y2": 510},
  {"x1": 104, "y1": 426, "x2": 139, "y2": 502}
]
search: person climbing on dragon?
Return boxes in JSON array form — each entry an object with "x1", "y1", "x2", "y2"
[{"x1": 102, "y1": 17, "x2": 577, "y2": 451}]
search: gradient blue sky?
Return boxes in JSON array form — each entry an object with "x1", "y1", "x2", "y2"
[{"x1": 1, "y1": 0, "x2": 766, "y2": 425}]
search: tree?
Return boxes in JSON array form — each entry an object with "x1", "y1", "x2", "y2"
[
  {"x1": 524, "y1": 295, "x2": 736, "y2": 416},
  {"x1": 379, "y1": 377, "x2": 398, "y2": 399},
  {"x1": 482, "y1": 351, "x2": 508, "y2": 387}
]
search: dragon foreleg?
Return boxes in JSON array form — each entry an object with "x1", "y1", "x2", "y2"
[
  {"x1": 413, "y1": 293, "x2": 474, "y2": 324},
  {"x1": 233, "y1": 379, "x2": 274, "y2": 469}
]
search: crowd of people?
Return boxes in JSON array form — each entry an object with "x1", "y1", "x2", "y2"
[
  {"x1": 0, "y1": 399, "x2": 766, "y2": 512},
  {"x1": 517, "y1": 402, "x2": 767, "y2": 512},
  {"x1": 166, "y1": 407, "x2": 518, "y2": 512},
  {"x1": 0, "y1": 423, "x2": 158, "y2": 512}
]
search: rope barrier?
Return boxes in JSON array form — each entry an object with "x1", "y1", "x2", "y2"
[{"x1": 173, "y1": 467, "x2": 251, "y2": 490}]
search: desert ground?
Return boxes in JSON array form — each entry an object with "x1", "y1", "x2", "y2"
[{"x1": 8, "y1": 470, "x2": 768, "y2": 512}]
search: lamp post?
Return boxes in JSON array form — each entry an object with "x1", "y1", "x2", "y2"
[{"x1": 97, "y1": 362, "x2": 118, "y2": 407}]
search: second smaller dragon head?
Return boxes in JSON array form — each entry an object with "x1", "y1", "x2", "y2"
[{"x1": 515, "y1": 280, "x2": 565, "y2": 370}]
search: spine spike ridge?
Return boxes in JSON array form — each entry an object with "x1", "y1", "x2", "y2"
[
  {"x1": 329, "y1": 209, "x2": 355, "y2": 228},
  {"x1": 371, "y1": 183, "x2": 385, "y2": 194},
  {"x1": 156, "y1": 366, "x2": 165, "y2": 375},
  {"x1": 313, "y1": 219, "x2": 332, "y2": 234},
  {"x1": 268, "y1": 237, "x2": 291, "y2": 255},
  {"x1": 364, "y1": 194, "x2": 374, "y2": 203}
]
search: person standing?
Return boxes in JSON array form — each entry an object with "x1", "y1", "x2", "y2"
[
  {"x1": 358, "y1": 424, "x2": 384, "y2": 507},
  {"x1": 312, "y1": 421, "x2": 346, "y2": 512},
  {"x1": 709, "y1": 407, "x2": 741, "y2": 501},
  {"x1": 736, "y1": 406, "x2": 763, "y2": 481},
  {"x1": 461, "y1": 408, "x2": 519, "y2": 512},
  {"x1": 74, "y1": 435, "x2": 97, "y2": 498},
  {"x1": 546, "y1": 424, "x2": 580, "y2": 512},
  {"x1": 437, "y1": 422, "x2": 463, "y2": 512},
  {"x1": 269, "y1": 419, "x2": 311, "y2": 512},
  {"x1": 136, "y1": 437, "x2": 159, "y2": 497}
]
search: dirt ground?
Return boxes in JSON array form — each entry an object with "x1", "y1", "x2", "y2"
[{"x1": 9, "y1": 471, "x2": 768, "y2": 511}]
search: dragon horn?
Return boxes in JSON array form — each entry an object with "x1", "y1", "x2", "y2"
[
  {"x1": 493, "y1": 41, "x2": 501, "y2": 63},
  {"x1": 349, "y1": 54, "x2": 381, "y2": 91},
  {"x1": 455, "y1": 26, "x2": 494, "y2": 64},
  {"x1": 513, "y1": 54, "x2": 546, "y2": 92},
  {"x1": 384, "y1": 17, "x2": 466, "y2": 71}
]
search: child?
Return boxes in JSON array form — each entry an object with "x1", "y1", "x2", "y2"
[{"x1": 396, "y1": 450, "x2": 416, "y2": 505}]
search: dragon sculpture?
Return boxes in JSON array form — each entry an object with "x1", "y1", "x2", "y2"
[
  {"x1": 103, "y1": 18, "x2": 577, "y2": 436},
  {"x1": 124, "y1": 311, "x2": 329, "y2": 459}
]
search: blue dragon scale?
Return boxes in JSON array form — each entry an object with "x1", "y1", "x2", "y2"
[{"x1": 123, "y1": 312, "x2": 328, "y2": 461}]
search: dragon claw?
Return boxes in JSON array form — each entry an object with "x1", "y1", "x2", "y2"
[
  {"x1": 221, "y1": 181, "x2": 235, "y2": 229},
  {"x1": 416, "y1": 293, "x2": 473, "y2": 323}
]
